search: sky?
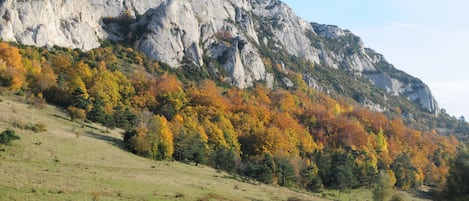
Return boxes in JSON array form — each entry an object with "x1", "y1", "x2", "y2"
[{"x1": 281, "y1": 0, "x2": 469, "y2": 119}]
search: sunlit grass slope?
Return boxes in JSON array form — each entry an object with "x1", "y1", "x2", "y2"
[{"x1": 0, "y1": 95, "x2": 328, "y2": 201}]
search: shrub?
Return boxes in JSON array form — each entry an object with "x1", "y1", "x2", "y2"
[
  {"x1": 174, "y1": 193, "x2": 185, "y2": 198},
  {"x1": 33, "y1": 123, "x2": 47, "y2": 133},
  {"x1": 390, "y1": 192, "x2": 409, "y2": 201},
  {"x1": 26, "y1": 93, "x2": 46, "y2": 109},
  {"x1": 287, "y1": 197, "x2": 305, "y2": 201},
  {"x1": 12, "y1": 120, "x2": 46, "y2": 133},
  {"x1": 0, "y1": 129, "x2": 20, "y2": 145},
  {"x1": 13, "y1": 120, "x2": 28, "y2": 129},
  {"x1": 67, "y1": 106, "x2": 86, "y2": 122}
]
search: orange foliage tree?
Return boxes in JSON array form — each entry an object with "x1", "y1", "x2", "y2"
[{"x1": 0, "y1": 42, "x2": 26, "y2": 90}]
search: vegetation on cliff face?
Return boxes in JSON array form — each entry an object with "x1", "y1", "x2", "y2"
[{"x1": 0, "y1": 41, "x2": 463, "y2": 194}]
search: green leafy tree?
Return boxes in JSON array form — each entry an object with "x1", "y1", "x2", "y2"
[
  {"x1": 441, "y1": 145, "x2": 469, "y2": 201},
  {"x1": 259, "y1": 153, "x2": 276, "y2": 183},
  {"x1": 212, "y1": 147, "x2": 237, "y2": 173},
  {"x1": 316, "y1": 151, "x2": 332, "y2": 187},
  {"x1": 71, "y1": 87, "x2": 91, "y2": 111},
  {"x1": 300, "y1": 164, "x2": 323, "y2": 192},
  {"x1": 113, "y1": 107, "x2": 137, "y2": 130},
  {"x1": 276, "y1": 157, "x2": 297, "y2": 187},
  {"x1": 242, "y1": 153, "x2": 276, "y2": 184},
  {"x1": 88, "y1": 97, "x2": 107, "y2": 123},
  {"x1": 391, "y1": 154, "x2": 417, "y2": 190},
  {"x1": 373, "y1": 170, "x2": 395, "y2": 201},
  {"x1": 103, "y1": 114, "x2": 116, "y2": 132},
  {"x1": 336, "y1": 165, "x2": 359, "y2": 196},
  {"x1": 173, "y1": 133, "x2": 207, "y2": 165}
]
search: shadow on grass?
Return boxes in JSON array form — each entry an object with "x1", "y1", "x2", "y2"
[
  {"x1": 50, "y1": 113, "x2": 130, "y2": 152},
  {"x1": 50, "y1": 114, "x2": 70, "y2": 121},
  {"x1": 84, "y1": 130, "x2": 127, "y2": 150},
  {"x1": 408, "y1": 188, "x2": 434, "y2": 201}
]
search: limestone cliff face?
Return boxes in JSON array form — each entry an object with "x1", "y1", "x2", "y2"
[
  {"x1": 134, "y1": 0, "x2": 271, "y2": 88},
  {"x1": 0, "y1": 0, "x2": 439, "y2": 114},
  {"x1": 0, "y1": 0, "x2": 163, "y2": 50}
]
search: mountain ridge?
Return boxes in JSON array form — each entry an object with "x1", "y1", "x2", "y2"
[
  {"x1": 0, "y1": 0, "x2": 439, "y2": 115},
  {"x1": 0, "y1": 1, "x2": 465, "y2": 195}
]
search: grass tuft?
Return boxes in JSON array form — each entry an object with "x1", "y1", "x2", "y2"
[{"x1": 175, "y1": 192, "x2": 185, "y2": 198}]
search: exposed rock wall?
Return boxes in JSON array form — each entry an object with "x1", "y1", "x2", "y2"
[{"x1": 0, "y1": 0, "x2": 440, "y2": 114}]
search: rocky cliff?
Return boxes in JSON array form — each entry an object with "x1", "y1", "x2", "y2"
[{"x1": 0, "y1": 0, "x2": 439, "y2": 114}]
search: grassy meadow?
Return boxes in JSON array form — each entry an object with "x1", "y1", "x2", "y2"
[{"x1": 0, "y1": 94, "x2": 329, "y2": 201}]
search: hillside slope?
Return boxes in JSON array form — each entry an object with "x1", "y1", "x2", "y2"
[{"x1": 0, "y1": 95, "x2": 325, "y2": 201}]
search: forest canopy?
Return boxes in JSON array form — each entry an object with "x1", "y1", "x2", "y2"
[{"x1": 0, "y1": 41, "x2": 460, "y2": 192}]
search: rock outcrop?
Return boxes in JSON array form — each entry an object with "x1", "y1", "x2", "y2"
[
  {"x1": 0, "y1": 0, "x2": 440, "y2": 114},
  {"x1": 0, "y1": 0, "x2": 163, "y2": 50}
]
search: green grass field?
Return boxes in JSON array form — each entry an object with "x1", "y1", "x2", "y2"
[
  {"x1": 0, "y1": 95, "x2": 328, "y2": 201},
  {"x1": 0, "y1": 95, "x2": 431, "y2": 201}
]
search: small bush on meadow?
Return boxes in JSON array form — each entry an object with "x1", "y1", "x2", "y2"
[
  {"x1": 287, "y1": 196, "x2": 305, "y2": 201},
  {"x1": 67, "y1": 106, "x2": 86, "y2": 122},
  {"x1": 26, "y1": 93, "x2": 46, "y2": 109},
  {"x1": 13, "y1": 120, "x2": 27, "y2": 129},
  {"x1": 32, "y1": 123, "x2": 47, "y2": 133},
  {"x1": 390, "y1": 192, "x2": 409, "y2": 201},
  {"x1": 12, "y1": 120, "x2": 46, "y2": 133},
  {"x1": 0, "y1": 129, "x2": 20, "y2": 145}
]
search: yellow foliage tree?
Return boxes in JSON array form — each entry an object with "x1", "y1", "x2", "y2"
[
  {"x1": 0, "y1": 42, "x2": 26, "y2": 90},
  {"x1": 147, "y1": 115, "x2": 174, "y2": 160},
  {"x1": 375, "y1": 130, "x2": 388, "y2": 153},
  {"x1": 203, "y1": 118, "x2": 228, "y2": 149},
  {"x1": 89, "y1": 65, "x2": 122, "y2": 114}
]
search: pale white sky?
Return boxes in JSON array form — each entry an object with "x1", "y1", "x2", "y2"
[{"x1": 282, "y1": 0, "x2": 469, "y2": 119}]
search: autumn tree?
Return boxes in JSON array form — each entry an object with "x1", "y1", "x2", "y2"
[
  {"x1": 190, "y1": 80, "x2": 230, "y2": 111},
  {"x1": 27, "y1": 64, "x2": 57, "y2": 94},
  {"x1": 129, "y1": 71, "x2": 157, "y2": 108},
  {"x1": 375, "y1": 130, "x2": 388, "y2": 153},
  {"x1": 67, "y1": 106, "x2": 86, "y2": 123},
  {"x1": 147, "y1": 115, "x2": 174, "y2": 160},
  {"x1": 0, "y1": 42, "x2": 460, "y2": 194},
  {"x1": 171, "y1": 110, "x2": 208, "y2": 165},
  {"x1": 89, "y1": 62, "x2": 123, "y2": 114},
  {"x1": 125, "y1": 115, "x2": 173, "y2": 160},
  {"x1": 154, "y1": 74, "x2": 187, "y2": 119},
  {"x1": 0, "y1": 42, "x2": 26, "y2": 90}
]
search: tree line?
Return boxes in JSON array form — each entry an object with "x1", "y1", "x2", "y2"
[{"x1": 0, "y1": 42, "x2": 461, "y2": 194}]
